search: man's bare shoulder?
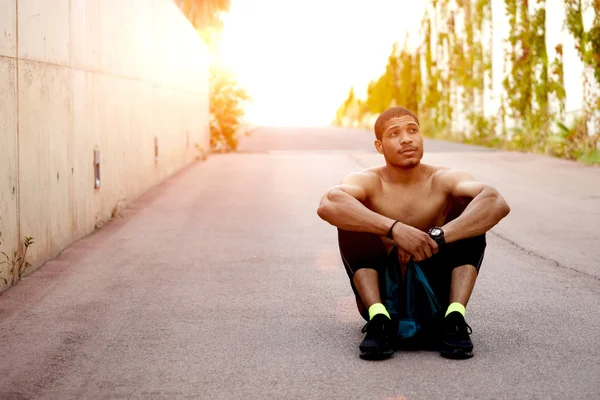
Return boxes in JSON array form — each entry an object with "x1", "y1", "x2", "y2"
[
  {"x1": 428, "y1": 165, "x2": 476, "y2": 190},
  {"x1": 432, "y1": 166, "x2": 475, "y2": 179},
  {"x1": 341, "y1": 166, "x2": 384, "y2": 189}
]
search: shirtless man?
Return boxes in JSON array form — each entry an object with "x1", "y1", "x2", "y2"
[{"x1": 317, "y1": 106, "x2": 510, "y2": 360}]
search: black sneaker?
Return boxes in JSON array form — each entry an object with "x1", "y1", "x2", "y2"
[
  {"x1": 440, "y1": 311, "x2": 474, "y2": 359},
  {"x1": 359, "y1": 314, "x2": 394, "y2": 360}
]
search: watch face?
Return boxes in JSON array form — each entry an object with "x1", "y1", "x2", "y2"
[{"x1": 430, "y1": 228, "x2": 442, "y2": 237}]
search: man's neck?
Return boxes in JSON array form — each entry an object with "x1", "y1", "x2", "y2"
[{"x1": 383, "y1": 162, "x2": 428, "y2": 185}]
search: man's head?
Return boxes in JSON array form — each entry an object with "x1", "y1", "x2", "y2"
[{"x1": 373, "y1": 106, "x2": 424, "y2": 169}]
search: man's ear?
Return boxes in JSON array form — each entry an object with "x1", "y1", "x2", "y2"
[{"x1": 374, "y1": 139, "x2": 384, "y2": 154}]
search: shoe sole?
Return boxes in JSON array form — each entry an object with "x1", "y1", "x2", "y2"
[
  {"x1": 440, "y1": 346, "x2": 473, "y2": 360},
  {"x1": 359, "y1": 348, "x2": 394, "y2": 360}
]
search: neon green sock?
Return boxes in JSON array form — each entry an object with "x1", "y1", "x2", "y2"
[
  {"x1": 368, "y1": 303, "x2": 391, "y2": 320},
  {"x1": 445, "y1": 302, "x2": 466, "y2": 318}
]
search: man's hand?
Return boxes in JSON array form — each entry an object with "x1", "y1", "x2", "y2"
[
  {"x1": 391, "y1": 222, "x2": 438, "y2": 262},
  {"x1": 397, "y1": 247, "x2": 412, "y2": 266}
]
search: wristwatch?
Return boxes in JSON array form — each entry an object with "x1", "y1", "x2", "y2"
[{"x1": 428, "y1": 226, "x2": 446, "y2": 247}]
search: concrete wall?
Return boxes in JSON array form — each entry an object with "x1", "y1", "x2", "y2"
[{"x1": 0, "y1": 0, "x2": 210, "y2": 290}]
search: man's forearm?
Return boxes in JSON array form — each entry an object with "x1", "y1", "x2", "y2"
[
  {"x1": 317, "y1": 190, "x2": 396, "y2": 235},
  {"x1": 442, "y1": 190, "x2": 510, "y2": 243}
]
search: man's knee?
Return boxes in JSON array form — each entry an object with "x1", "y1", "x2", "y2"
[
  {"x1": 352, "y1": 267, "x2": 379, "y2": 284},
  {"x1": 447, "y1": 234, "x2": 486, "y2": 273},
  {"x1": 338, "y1": 228, "x2": 388, "y2": 267}
]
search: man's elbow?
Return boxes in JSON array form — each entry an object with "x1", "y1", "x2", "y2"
[
  {"x1": 317, "y1": 202, "x2": 330, "y2": 221},
  {"x1": 499, "y1": 199, "x2": 511, "y2": 218},
  {"x1": 492, "y1": 190, "x2": 510, "y2": 218},
  {"x1": 482, "y1": 186, "x2": 510, "y2": 218},
  {"x1": 317, "y1": 191, "x2": 334, "y2": 221},
  {"x1": 317, "y1": 201, "x2": 340, "y2": 224},
  {"x1": 317, "y1": 189, "x2": 344, "y2": 221}
]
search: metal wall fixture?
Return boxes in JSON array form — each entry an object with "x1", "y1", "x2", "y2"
[{"x1": 94, "y1": 149, "x2": 101, "y2": 188}]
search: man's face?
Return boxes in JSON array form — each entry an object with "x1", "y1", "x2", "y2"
[{"x1": 375, "y1": 116, "x2": 424, "y2": 168}]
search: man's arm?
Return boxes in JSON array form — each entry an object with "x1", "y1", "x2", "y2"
[
  {"x1": 441, "y1": 170, "x2": 510, "y2": 243},
  {"x1": 317, "y1": 172, "x2": 439, "y2": 261},
  {"x1": 317, "y1": 172, "x2": 395, "y2": 235}
]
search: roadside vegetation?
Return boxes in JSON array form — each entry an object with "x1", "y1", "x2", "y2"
[{"x1": 334, "y1": 0, "x2": 600, "y2": 165}]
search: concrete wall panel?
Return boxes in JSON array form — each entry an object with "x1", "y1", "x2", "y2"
[
  {"x1": 70, "y1": 0, "x2": 154, "y2": 77},
  {"x1": 70, "y1": 0, "x2": 101, "y2": 72},
  {"x1": 1, "y1": 0, "x2": 210, "y2": 291},
  {"x1": 152, "y1": 86, "x2": 180, "y2": 180},
  {"x1": 152, "y1": 0, "x2": 210, "y2": 91},
  {"x1": 0, "y1": 57, "x2": 19, "y2": 277},
  {"x1": 18, "y1": 60, "x2": 73, "y2": 263},
  {"x1": 0, "y1": 0, "x2": 16, "y2": 57},
  {"x1": 18, "y1": 0, "x2": 71, "y2": 65},
  {"x1": 90, "y1": 72, "x2": 133, "y2": 225},
  {"x1": 181, "y1": 89, "x2": 210, "y2": 154},
  {"x1": 70, "y1": 69, "x2": 95, "y2": 237},
  {"x1": 120, "y1": 79, "x2": 156, "y2": 202}
]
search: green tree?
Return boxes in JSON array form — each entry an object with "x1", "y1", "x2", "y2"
[
  {"x1": 334, "y1": 87, "x2": 358, "y2": 126},
  {"x1": 333, "y1": 0, "x2": 599, "y2": 164},
  {"x1": 565, "y1": 0, "x2": 600, "y2": 86},
  {"x1": 364, "y1": 41, "x2": 422, "y2": 118}
]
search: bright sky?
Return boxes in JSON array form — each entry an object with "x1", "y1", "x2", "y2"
[{"x1": 212, "y1": 0, "x2": 426, "y2": 126}]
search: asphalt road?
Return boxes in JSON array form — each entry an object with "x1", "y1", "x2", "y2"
[{"x1": 1, "y1": 126, "x2": 599, "y2": 400}]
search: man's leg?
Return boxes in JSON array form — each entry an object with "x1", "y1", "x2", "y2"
[
  {"x1": 448, "y1": 264, "x2": 478, "y2": 306},
  {"x1": 353, "y1": 268, "x2": 383, "y2": 310},
  {"x1": 441, "y1": 197, "x2": 481, "y2": 316},
  {"x1": 439, "y1": 235, "x2": 486, "y2": 359},
  {"x1": 338, "y1": 228, "x2": 394, "y2": 360}
]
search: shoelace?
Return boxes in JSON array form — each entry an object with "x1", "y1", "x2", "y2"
[
  {"x1": 361, "y1": 318, "x2": 386, "y2": 334},
  {"x1": 448, "y1": 320, "x2": 473, "y2": 335},
  {"x1": 464, "y1": 323, "x2": 473, "y2": 335}
]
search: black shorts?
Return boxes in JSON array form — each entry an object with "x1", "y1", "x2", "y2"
[{"x1": 338, "y1": 228, "x2": 486, "y2": 321}]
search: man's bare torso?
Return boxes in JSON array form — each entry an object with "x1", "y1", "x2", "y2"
[{"x1": 360, "y1": 163, "x2": 456, "y2": 251}]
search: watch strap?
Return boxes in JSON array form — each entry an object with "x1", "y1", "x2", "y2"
[{"x1": 428, "y1": 227, "x2": 446, "y2": 246}]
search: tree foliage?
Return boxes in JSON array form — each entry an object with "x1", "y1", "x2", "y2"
[
  {"x1": 176, "y1": 0, "x2": 249, "y2": 152},
  {"x1": 176, "y1": 0, "x2": 230, "y2": 45},
  {"x1": 209, "y1": 67, "x2": 249, "y2": 151},
  {"x1": 335, "y1": 0, "x2": 599, "y2": 164}
]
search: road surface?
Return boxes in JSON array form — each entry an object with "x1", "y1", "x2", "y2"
[{"x1": 1, "y1": 126, "x2": 599, "y2": 399}]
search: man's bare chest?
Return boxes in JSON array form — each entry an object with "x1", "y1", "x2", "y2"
[{"x1": 367, "y1": 182, "x2": 450, "y2": 231}]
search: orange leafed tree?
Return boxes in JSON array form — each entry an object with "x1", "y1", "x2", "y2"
[
  {"x1": 174, "y1": 0, "x2": 230, "y2": 45},
  {"x1": 175, "y1": 0, "x2": 249, "y2": 152}
]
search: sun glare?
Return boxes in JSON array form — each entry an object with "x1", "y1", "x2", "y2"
[{"x1": 211, "y1": 0, "x2": 426, "y2": 127}]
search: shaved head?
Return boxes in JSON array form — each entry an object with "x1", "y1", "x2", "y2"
[{"x1": 374, "y1": 107, "x2": 420, "y2": 140}]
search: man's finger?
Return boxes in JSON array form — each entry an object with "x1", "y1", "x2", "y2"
[
  {"x1": 398, "y1": 250, "x2": 409, "y2": 265},
  {"x1": 410, "y1": 249, "x2": 421, "y2": 261},
  {"x1": 428, "y1": 237, "x2": 439, "y2": 254},
  {"x1": 424, "y1": 245, "x2": 433, "y2": 259},
  {"x1": 415, "y1": 249, "x2": 425, "y2": 262}
]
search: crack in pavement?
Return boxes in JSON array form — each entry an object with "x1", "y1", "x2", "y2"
[{"x1": 488, "y1": 230, "x2": 600, "y2": 281}]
